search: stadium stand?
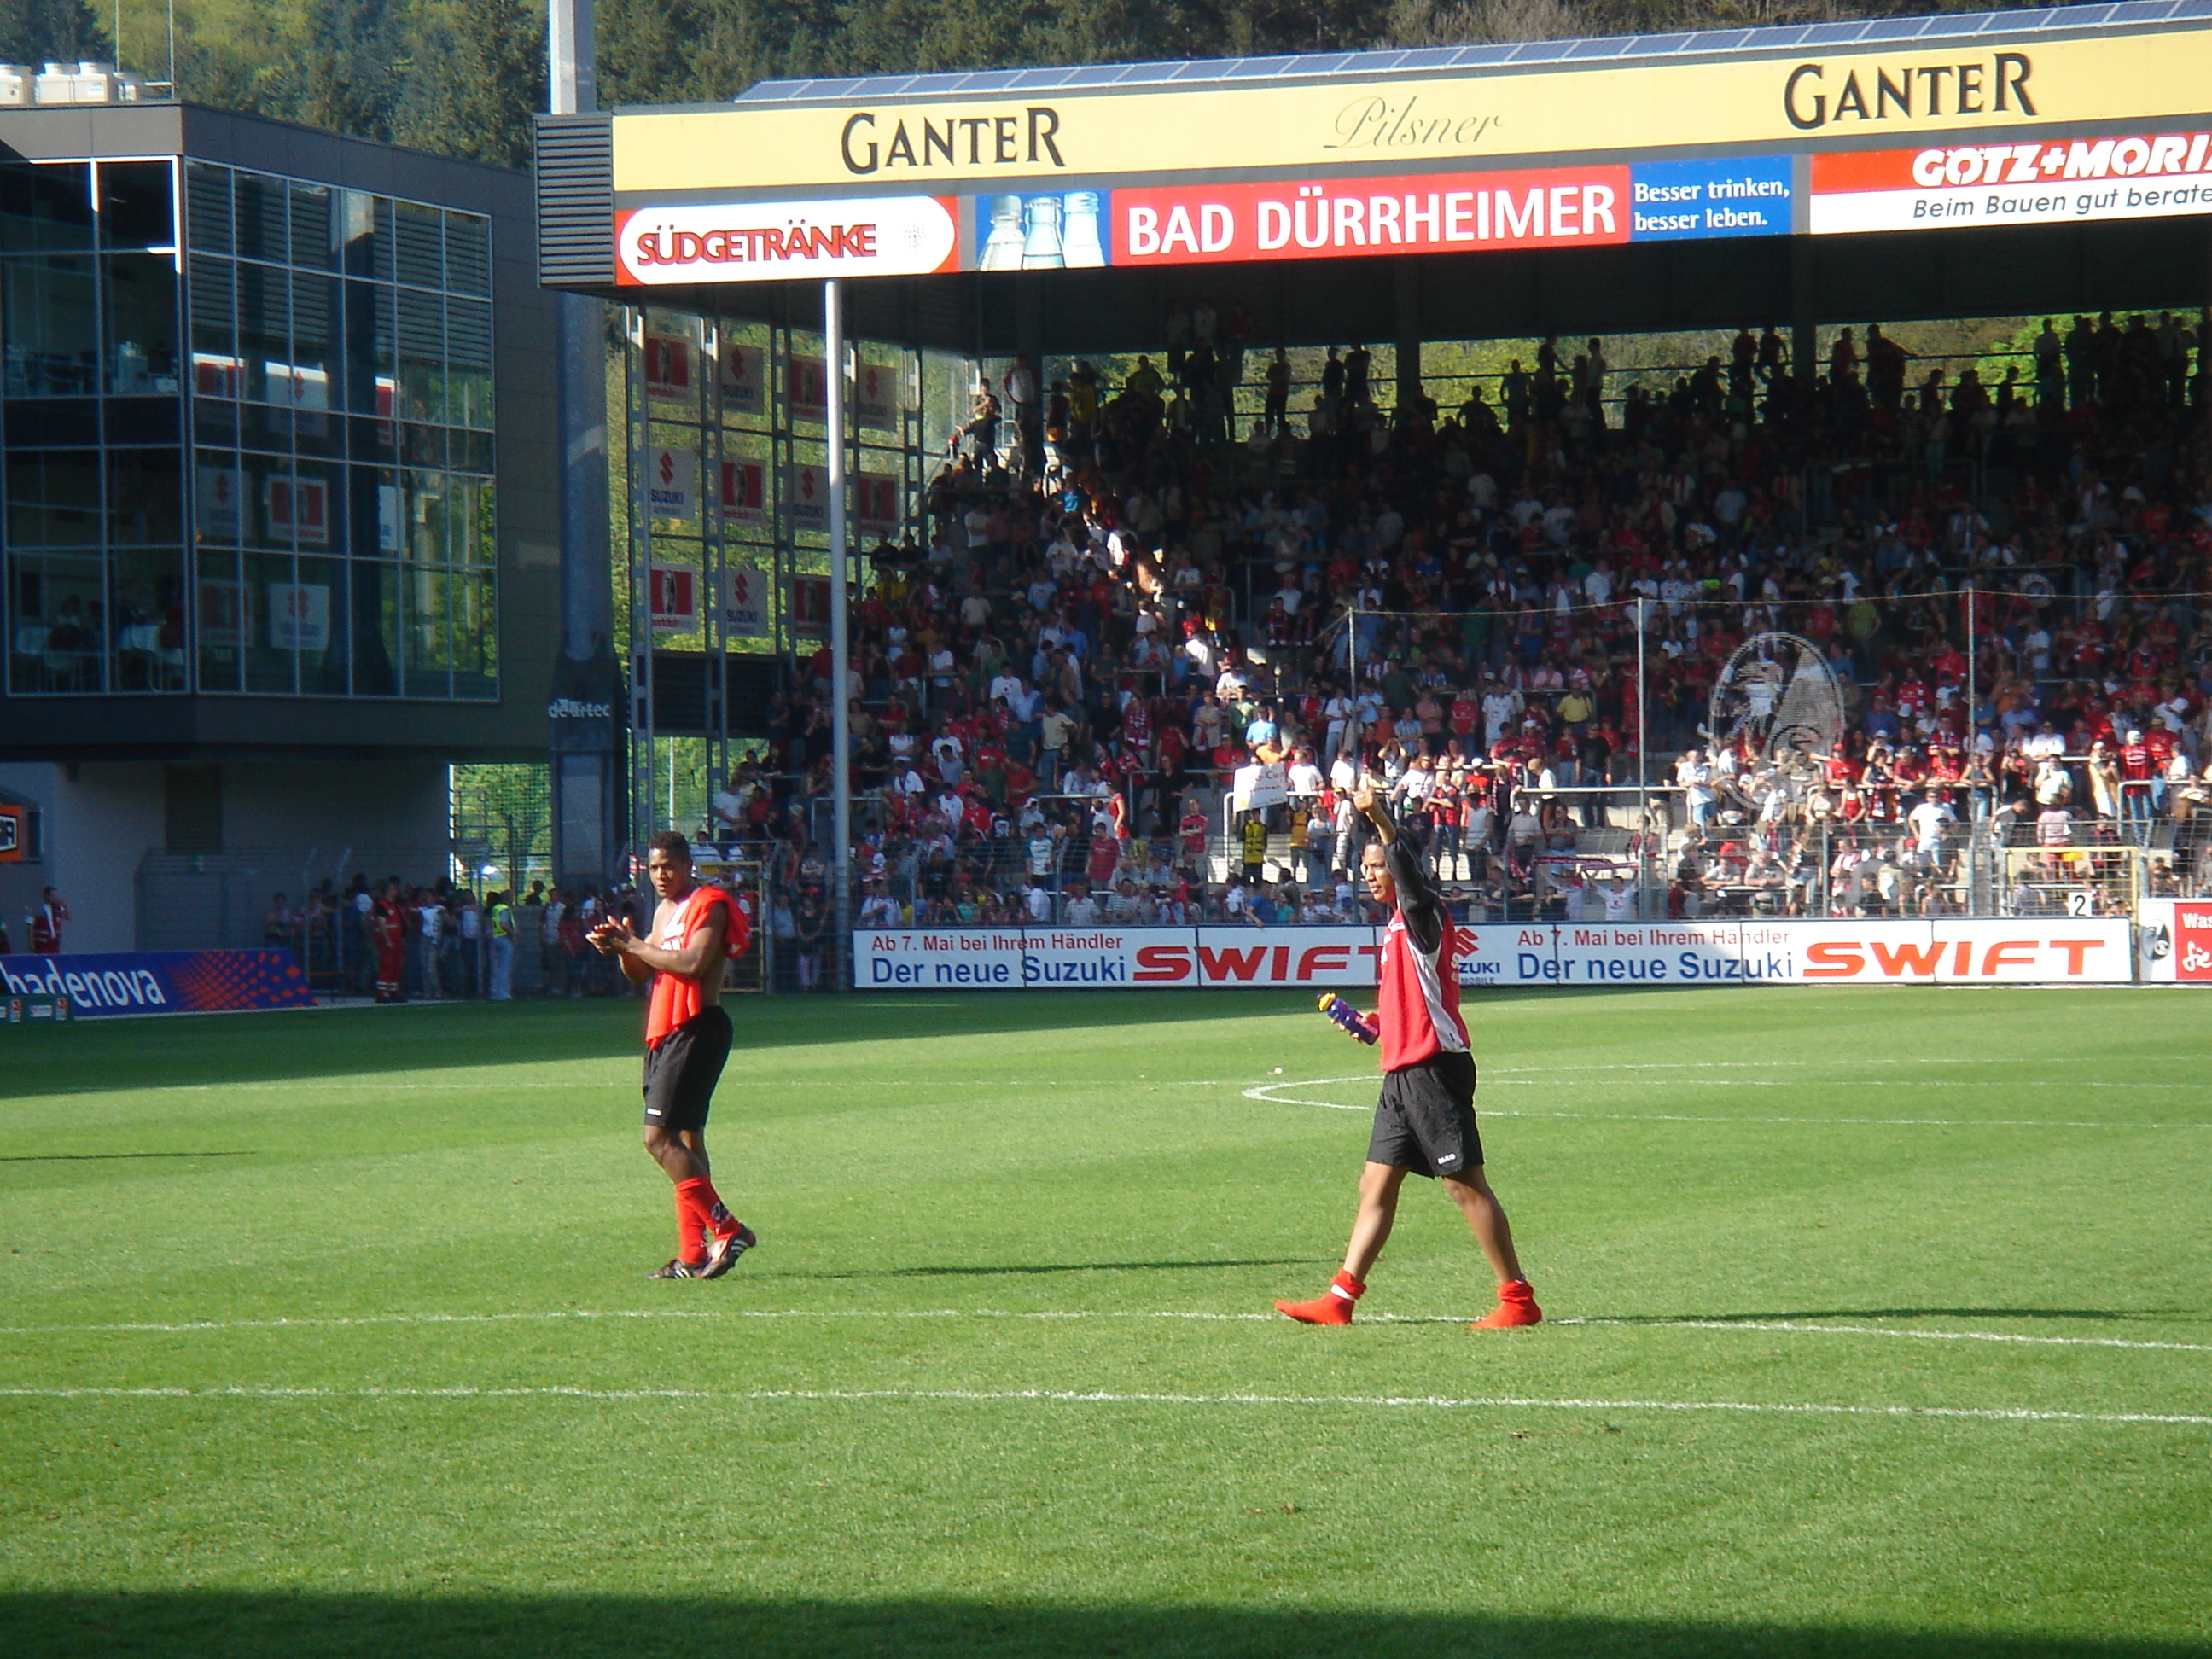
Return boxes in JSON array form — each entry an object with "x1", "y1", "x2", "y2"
[{"x1": 700, "y1": 316, "x2": 2212, "y2": 952}]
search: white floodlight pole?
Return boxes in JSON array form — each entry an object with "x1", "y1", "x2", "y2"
[
  {"x1": 1636, "y1": 596, "x2": 1650, "y2": 917},
  {"x1": 825, "y1": 279, "x2": 853, "y2": 989},
  {"x1": 550, "y1": 0, "x2": 595, "y2": 113}
]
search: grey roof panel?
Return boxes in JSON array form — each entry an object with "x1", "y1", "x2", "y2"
[{"x1": 727, "y1": 2, "x2": 2212, "y2": 106}]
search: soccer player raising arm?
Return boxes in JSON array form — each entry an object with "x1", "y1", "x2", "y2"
[
  {"x1": 1276, "y1": 778, "x2": 1540, "y2": 1330},
  {"x1": 591, "y1": 831, "x2": 758, "y2": 1280}
]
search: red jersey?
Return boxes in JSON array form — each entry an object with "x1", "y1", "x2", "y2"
[
  {"x1": 1376, "y1": 843, "x2": 1469, "y2": 1073},
  {"x1": 644, "y1": 885, "x2": 749, "y2": 1048}
]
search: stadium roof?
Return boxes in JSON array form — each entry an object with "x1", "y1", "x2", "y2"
[{"x1": 726, "y1": 0, "x2": 2212, "y2": 108}]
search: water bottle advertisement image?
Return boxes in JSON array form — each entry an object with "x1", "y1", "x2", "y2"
[{"x1": 971, "y1": 189, "x2": 1111, "y2": 269}]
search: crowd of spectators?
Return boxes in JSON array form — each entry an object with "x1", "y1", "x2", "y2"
[
  {"x1": 700, "y1": 307, "x2": 2212, "y2": 929},
  {"x1": 271, "y1": 876, "x2": 659, "y2": 1001}
]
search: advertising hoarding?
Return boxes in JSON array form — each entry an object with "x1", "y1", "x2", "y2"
[
  {"x1": 612, "y1": 29, "x2": 2212, "y2": 200},
  {"x1": 2137, "y1": 898, "x2": 2212, "y2": 983},
  {"x1": 720, "y1": 565, "x2": 770, "y2": 638},
  {"x1": 1812, "y1": 130, "x2": 2212, "y2": 234},
  {"x1": 617, "y1": 197, "x2": 960, "y2": 285},
  {"x1": 0, "y1": 951, "x2": 315, "y2": 1019},
  {"x1": 645, "y1": 446, "x2": 698, "y2": 519},
  {"x1": 852, "y1": 918, "x2": 2136, "y2": 990}
]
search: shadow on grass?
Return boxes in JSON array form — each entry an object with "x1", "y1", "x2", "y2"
[
  {"x1": 0, "y1": 990, "x2": 1353, "y2": 1101},
  {"x1": 5, "y1": 1592, "x2": 2205, "y2": 1659}
]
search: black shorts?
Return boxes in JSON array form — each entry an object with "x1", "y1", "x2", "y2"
[
  {"x1": 642, "y1": 1006, "x2": 732, "y2": 1133},
  {"x1": 1366, "y1": 1050, "x2": 1482, "y2": 1179}
]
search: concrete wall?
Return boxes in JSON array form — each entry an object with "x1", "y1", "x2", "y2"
[
  {"x1": 0, "y1": 762, "x2": 166, "y2": 954},
  {"x1": 0, "y1": 760, "x2": 451, "y2": 952},
  {"x1": 220, "y1": 762, "x2": 448, "y2": 863}
]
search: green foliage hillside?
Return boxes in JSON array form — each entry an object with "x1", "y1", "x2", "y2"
[{"x1": 20, "y1": 0, "x2": 2056, "y2": 172}]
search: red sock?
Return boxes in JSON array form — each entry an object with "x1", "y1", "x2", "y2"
[
  {"x1": 676, "y1": 1175, "x2": 745, "y2": 1244},
  {"x1": 672, "y1": 1178, "x2": 713, "y2": 1263},
  {"x1": 1276, "y1": 1270, "x2": 1365, "y2": 1325}
]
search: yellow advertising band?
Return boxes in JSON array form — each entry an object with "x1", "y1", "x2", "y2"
[{"x1": 614, "y1": 26, "x2": 2212, "y2": 197}]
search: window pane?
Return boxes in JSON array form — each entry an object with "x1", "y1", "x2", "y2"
[
  {"x1": 9, "y1": 550, "x2": 105, "y2": 692},
  {"x1": 3, "y1": 255, "x2": 99, "y2": 395},
  {"x1": 289, "y1": 269, "x2": 335, "y2": 439},
  {"x1": 187, "y1": 253, "x2": 236, "y2": 398},
  {"x1": 234, "y1": 172, "x2": 287, "y2": 264},
  {"x1": 243, "y1": 548, "x2": 298, "y2": 693},
  {"x1": 288, "y1": 182, "x2": 331, "y2": 271},
  {"x1": 236, "y1": 260, "x2": 288, "y2": 405},
  {"x1": 451, "y1": 474, "x2": 494, "y2": 565},
  {"x1": 0, "y1": 162, "x2": 94, "y2": 254},
  {"x1": 402, "y1": 563, "x2": 450, "y2": 695},
  {"x1": 290, "y1": 554, "x2": 342, "y2": 684},
  {"x1": 401, "y1": 422, "x2": 445, "y2": 469},
  {"x1": 194, "y1": 445, "x2": 242, "y2": 545},
  {"x1": 451, "y1": 570, "x2": 496, "y2": 696},
  {"x1": 7, "y1": 450, "x2": 101, "y2": 545},
  {"x1": 396, "y1": 285, "x2": 444, "y2": 422},
  {"x1": 103, "y1": 252, "x2": 179, "y2": 393},
  {"x1": 100, "y1": 161, "x2": 174, "y2": 250},
  {"x1": 336, "y1": 191, "x2": 393, "y2": 282},
  {"x1": 113, "y1": 545, "x2": 186, "y2": 691},
  {"x1": 446, "y1": 295, "x2": 491, "y2": 428},
  {"x1": 444, "y1": 211, "x2": 490, "y2": 297},
  {"x1": 108, "y1": 448, "x2": 183, "y2": 543},
  {"x1": 241, "y1": 451, "x2": 288, "y2": 549},
  {"x1": 352, "y1": 559, "x2": 399, "y2": 695},
  {"x1": 343, "y1": 279, "x2": 394, "y2": 416},
  {"x1": 400, "y1": 468, "x2": 447, "y2": 561},
  {"x1": 184, "y1": 162, "x2": 230, "y2": 254},
  {"x1": 195, "y1": 544, "x2": 243, "y2": 691},
  {"x1": 394, "y1": 200, "x2": 441, "y2": 288}
]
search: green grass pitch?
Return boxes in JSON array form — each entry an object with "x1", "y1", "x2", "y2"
[{"x1": 2, "y1": 987, "x2": 2209, "y2": 1658}]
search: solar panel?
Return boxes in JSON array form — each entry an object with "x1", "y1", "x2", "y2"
[{"x1": 726, "y1": 2, "x2": 2212, "y2": 105}]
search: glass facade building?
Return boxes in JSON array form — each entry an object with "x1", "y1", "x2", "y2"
[{"x1": 3, "y1": 152, "x2": 500, "y2": 701}]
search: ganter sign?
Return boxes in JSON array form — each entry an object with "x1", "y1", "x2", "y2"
[
  {"x1": 613, "y1": 29, "x2": 2212, "y2": 200},
  {"x1": 558, "y1": 12, "x2": 2212, "y2": 286}
]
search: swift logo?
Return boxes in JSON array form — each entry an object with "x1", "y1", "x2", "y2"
[{"x1": 1804, "y1": 937, "x2": 2108, "y2": 979}]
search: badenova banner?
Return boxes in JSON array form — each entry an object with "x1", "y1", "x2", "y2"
[
  {"x1": 851, "y1": 918, "x2": 2138, "y2": 990},
  {"x1": 0, "y1": 951, "x2": 316, "y2": 1018}
]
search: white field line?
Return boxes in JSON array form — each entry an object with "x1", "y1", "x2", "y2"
[
  {"x1": 6, "y1": 1307, "x2": 2208, "y2": 1353},
  {"x1": 0, "y1": 1382, "x2": 2203, "y2": 1427},
  {"x1": 1242, "y1": 1075, "x2": 2212, "y2": 1126}
]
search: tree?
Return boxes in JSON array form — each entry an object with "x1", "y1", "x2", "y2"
[
  {"x1": 0, "y1": 0, "x2": 111, "y2": 66},
  {"x1": 393, "y1": 0, "x2": 544, "y2": 169}
]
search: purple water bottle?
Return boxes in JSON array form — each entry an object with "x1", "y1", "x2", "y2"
[{"x1": 1317, "y1": 992, "x2": 1378, "y2": 1045}]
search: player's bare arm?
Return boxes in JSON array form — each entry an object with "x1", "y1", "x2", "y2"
[
  {"x1": 1353, "y1": 777, "x2": 1398, "y2": 842},
  {"x1": 593, "y1": 907, "x2": 727, "y2": 996}
]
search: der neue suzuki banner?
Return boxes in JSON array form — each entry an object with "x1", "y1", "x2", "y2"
[{"x1": 852, "y1": 920, "x2": 2137, "y2": 990}]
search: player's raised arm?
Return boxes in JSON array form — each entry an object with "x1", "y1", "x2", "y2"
[{"x1": 1358, "y1": 777, "x2": 1442, "y2": 952}]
